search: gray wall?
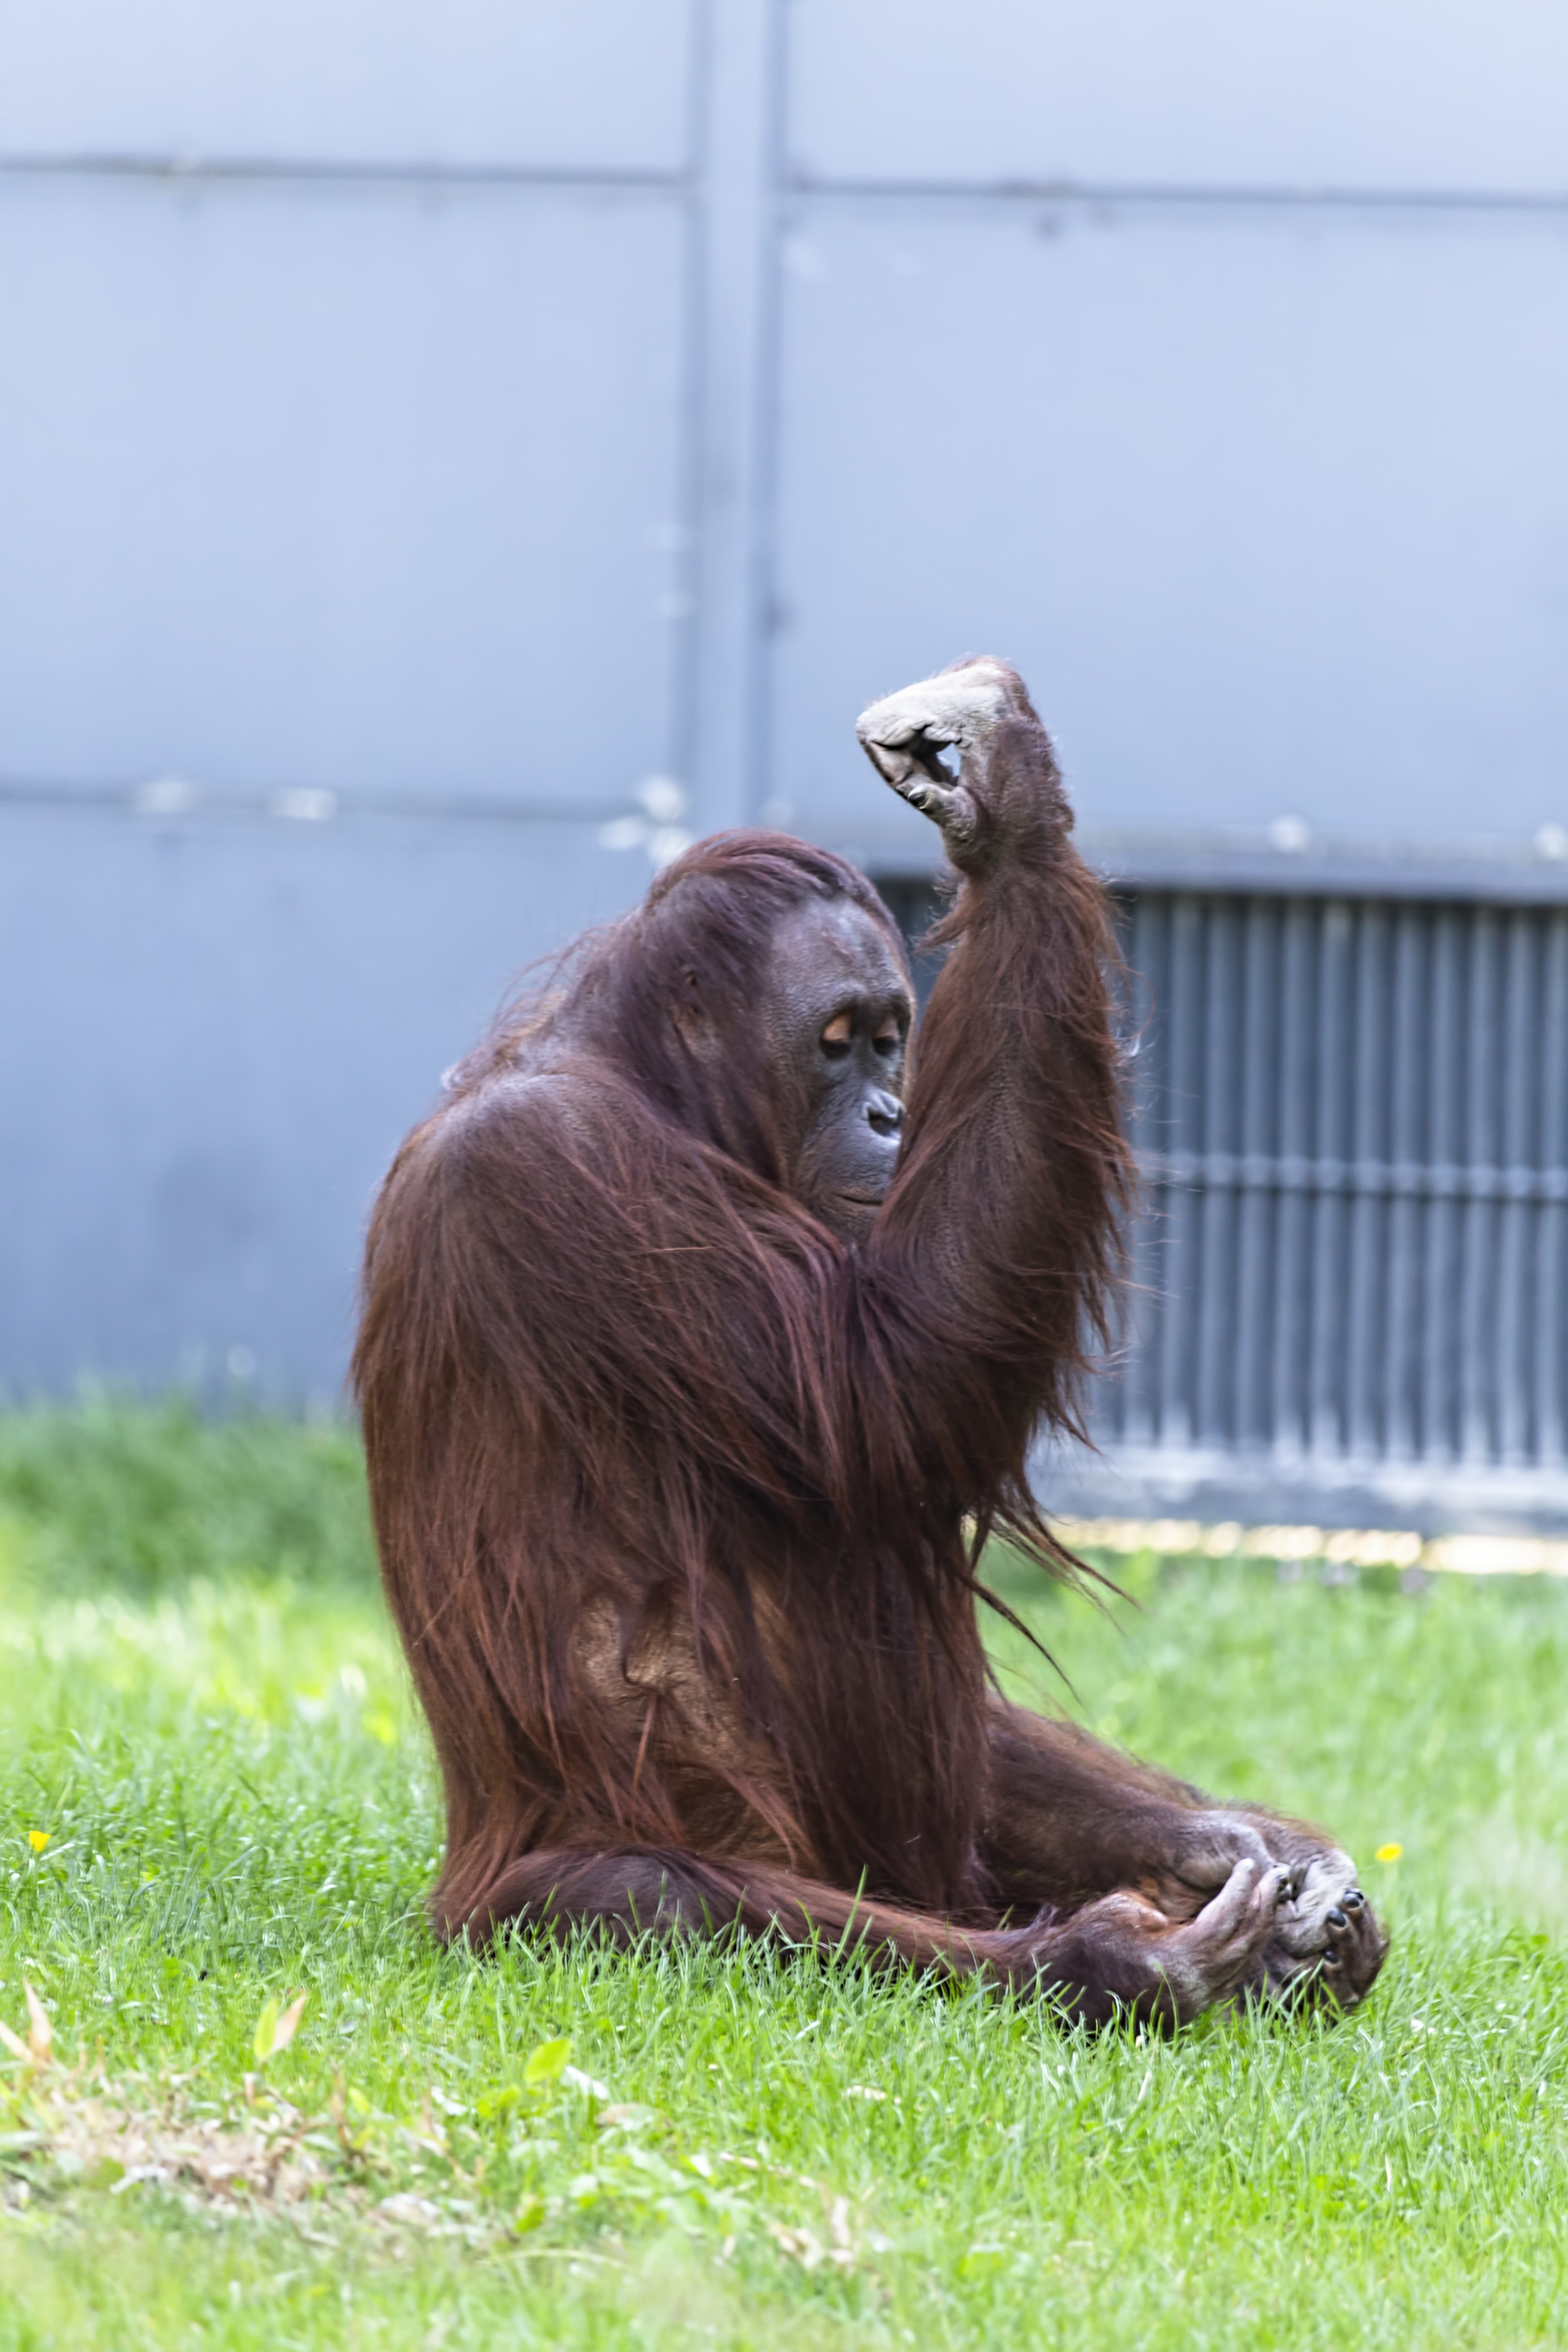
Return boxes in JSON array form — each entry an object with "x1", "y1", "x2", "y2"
[{"x1": 3, "y1": 0, "x2": 1566, "y2": 1405}]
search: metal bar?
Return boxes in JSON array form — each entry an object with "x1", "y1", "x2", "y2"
[
  {"x1": 1195, "y1": 898, "x2": 1239, "y2": 1441},
  {"x1": 1344, "y1": 906, "x2": 1387, "y2": 1456},
  {"x1": 1118, "y1": 892, "x2": 1169, "y2": 1446},
  {"x1": 1420, "y1": 908, "x2": 1463, "y2": 1460},
  {"x1": 1156, "y1": 896, "x2": 1204, "y2": 1445},
  {"x1": 1382, "y1": 905, "x2": 1426, "y2": 1457},
  {"x1": 1460, "y1": 908, "x2": 1500, "y2": 1460},
  {"x1": 1497, "y1": 911, "x2": 1538, "y2": 1463},
  {"x1": 1234, "y1": 897, "x2": 1277, "y2": 1449},
  {"x1": 1537, "y1": 914, "x2": 1568, "y2": 1466},
  {"x1": 1269, "y1": 897, "x2": 1314, "y2": 1455},
  {"x1": 1309, "y1": 902, "x2": 1353, "y2": 1453}
]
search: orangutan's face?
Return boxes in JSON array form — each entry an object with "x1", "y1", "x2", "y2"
[{"x1": 764, "y1": 898, "x2": 912, "y2": 1236}]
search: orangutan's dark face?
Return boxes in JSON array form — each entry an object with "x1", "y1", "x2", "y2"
[{"x1": 764, "y1": 898, "x2": 913, "y2": 1237}]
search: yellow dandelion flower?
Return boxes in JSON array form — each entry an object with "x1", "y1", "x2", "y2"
[
  {"x1": 1375, "y1": 1842, "x2": 1403, "y2": 1863},
  {"x1": 27, "y1": 1831, "x2": 49, "y2": 1854}
]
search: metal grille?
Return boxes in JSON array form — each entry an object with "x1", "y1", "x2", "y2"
[
  {"x1": 877, "y1": 877, "x2": 1568, "y2": 1495},
  {"x1": 1108, "y1": 892, "x2": 1568, "y2": 1474}
]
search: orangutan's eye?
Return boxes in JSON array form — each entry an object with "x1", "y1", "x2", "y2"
[
  {"x1": 873, "y1": 1019, "x2": 902, "y2": 1058},
  {"x1": 820, "y1": 1012, "x2": 854, "y2": 1059}
]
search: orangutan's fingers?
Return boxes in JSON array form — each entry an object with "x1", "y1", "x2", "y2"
[
  {"x1": 857, "y1": 664, "x2": 1012, "y2": 771},
  {"x1": 902, "y1": 777, "x2": 981, "y2": 844},
  {"x1": 1197, "y1": 1857, "x2": 1268, "y2": 1936}
]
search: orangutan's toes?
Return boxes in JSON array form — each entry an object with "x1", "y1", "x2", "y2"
[
  {"x1": 1270, "y1": 1850, "x2": 1361, "y2": 1960},
  {"x1": 1249, "y1": 1847, "x2": 1388, "y2": 2015}
]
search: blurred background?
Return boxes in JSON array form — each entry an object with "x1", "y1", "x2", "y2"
[{"x1": 2, "y1": 0, "x2": 1566, "y2": 1532}]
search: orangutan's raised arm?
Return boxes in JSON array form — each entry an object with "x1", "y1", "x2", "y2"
[{"x1": 857, "y1": 660, "x2": 1133, "y2": 1506}]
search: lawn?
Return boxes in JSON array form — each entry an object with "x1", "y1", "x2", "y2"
[{"x1": 0, "y1": 1402, "x2": 1564, "y2": 2349}]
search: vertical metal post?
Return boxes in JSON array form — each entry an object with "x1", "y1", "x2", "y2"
[
  {"x1": 1345, "y1": 906, "x2": 1387, "y2": 1458},
  {"x1": 1270, "y1": 898, "x2": 1315, "y2": 1458},
  {"x1": 1460, "y1": 908, "x2": 1500, "y2": 1461},
  {"x1": 1196, "y1": 898, "x2": 1238, "y2": 1441},
  {"x1": 1157, "y1": 896, "x2": 1203, "y2": 1446},
  {"x1": 1235, "y1": 897, "x2": 1277, "y2": 1450},
  {"x1": 684, "y1": 0, "x2": 785, "y2": 833},
  {"x1": 1311, "y1": 901, "x2": 1353, "y2": 1455},
  {"x1": 1422, "y1": 906, "x2": 1463, "y2": 1460},
  {"x1": 1537, "y1": 913, "x2": 1568, "y2": 1467},
  {"x1": 1383, "y1": 905, "x2": 1426, "y2": 1459},
  {"x1": 1120, "y1": 892, "x2": 1167, "y2": 1447},
  {"x1": 1498, "y1": 911, "x2": 1537, "y2": 1464}
]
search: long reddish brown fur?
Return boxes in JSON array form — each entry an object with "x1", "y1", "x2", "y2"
[{"x1": 353, "y1": 716, "x2": 1131, "y2": 1968}]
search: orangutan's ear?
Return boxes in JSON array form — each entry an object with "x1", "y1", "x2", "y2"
[{"x1": 671, "y1": 965, "x2": 721, "y2": 1054}]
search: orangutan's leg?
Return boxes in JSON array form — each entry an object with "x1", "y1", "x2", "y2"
[{"x1": 453, "y1": 1838, "x2": 1292, "y2": 2029}]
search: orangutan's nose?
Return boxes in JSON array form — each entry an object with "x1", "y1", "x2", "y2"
[{"x1": 868, "y1": 1091, "x2": 903, "y2": 1137}]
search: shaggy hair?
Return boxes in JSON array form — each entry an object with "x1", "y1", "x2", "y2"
[{"x1": 356, "y1": 698, "x2": 1125, "y2": 1928}]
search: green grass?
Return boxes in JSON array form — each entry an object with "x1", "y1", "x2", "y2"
[{"x1": 0, "y1": 1401, "x2": 1565, "y2": 2348}]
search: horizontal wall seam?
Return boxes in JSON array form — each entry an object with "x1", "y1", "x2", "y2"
[
  {"x1": 0, "y1": 152, "x2": 691, "y2": 191},
  {"x1": 0, "y1": 781, "x2": 642, "y2": 826},
  {"x1": 786, "y1": 173, "x2": 1568, "y2": 214}
]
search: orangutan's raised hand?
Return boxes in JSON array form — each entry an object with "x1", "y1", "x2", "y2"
[
  {"x1": 856, "y1": 657, "x2": 1069, "y2": 871},
  {"x1": 856, "y1": 657, "x2": 1019, "y2": 829}
]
